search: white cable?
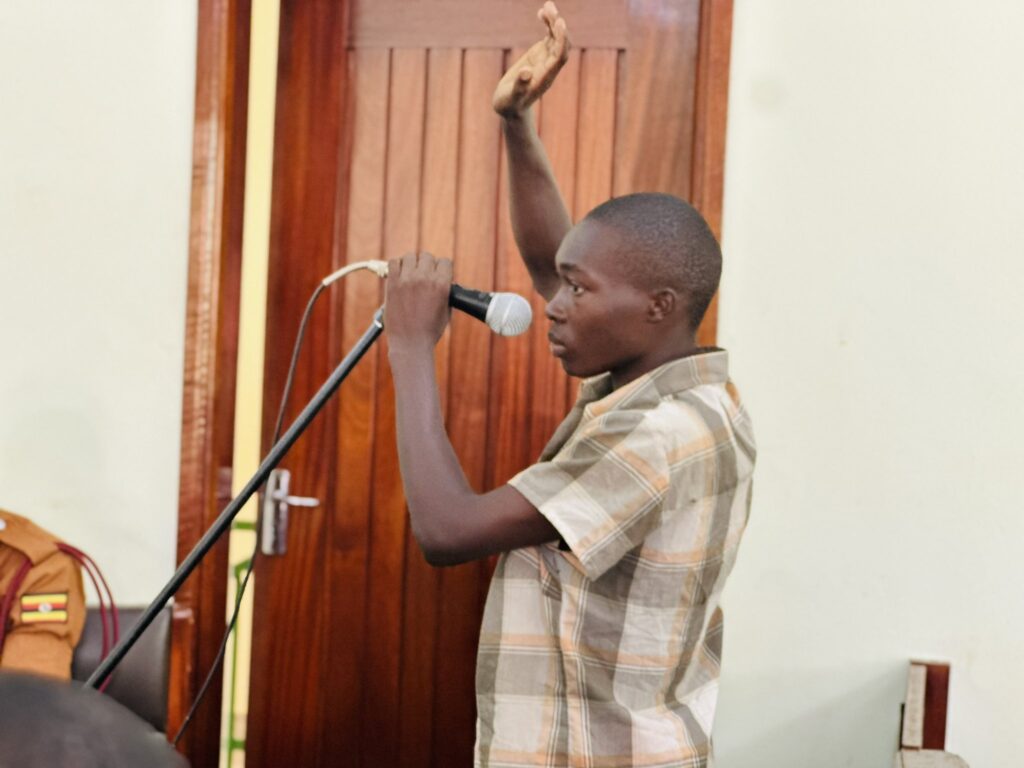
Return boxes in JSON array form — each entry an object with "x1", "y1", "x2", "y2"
[{"x1": 320, "y1": 259, "x2": 389, "y2": 287}]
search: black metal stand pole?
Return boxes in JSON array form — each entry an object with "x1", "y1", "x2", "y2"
[{"x1": 86, "y1": 308, "x2": 385, "y2": 689}]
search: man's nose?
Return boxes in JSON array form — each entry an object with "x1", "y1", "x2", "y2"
[{"x1": 545, "y1": 289, "x2": 567, "y2": 322}]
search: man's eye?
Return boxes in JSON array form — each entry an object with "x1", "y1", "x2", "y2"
[{"x1": 570, "y1": 283, "x2": 584, "y2": 296}]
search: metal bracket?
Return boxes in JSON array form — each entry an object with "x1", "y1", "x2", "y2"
[{"x1": 261, "y1": 469, "x2": 320, "y2": 556}]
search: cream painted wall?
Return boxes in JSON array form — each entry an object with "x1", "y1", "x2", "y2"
[
  {"x1": 0, "y1": 3, "x2": 197, "y2": 603},
  {"x1": 715, "y1": 1, "x2": 1024, "y2": 766}
]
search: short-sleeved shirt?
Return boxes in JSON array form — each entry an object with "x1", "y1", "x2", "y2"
[
  {"x1": 0, "y1": 509, "x2": 86, "y2": 679},
  {"x1": 476, "y1": 350, "x2": 755, "y2": 768}
]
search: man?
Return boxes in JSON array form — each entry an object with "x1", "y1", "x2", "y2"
[
  {"x1": 0, "y1": 508, "x2": 86, "y2": 679},
  {"x1": 384, "y1": 3, "x2": 755, "y2": 765}
]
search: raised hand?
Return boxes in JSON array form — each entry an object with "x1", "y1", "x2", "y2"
[{"x1": 492, "y1": 2, "x2": 570, "y2": 118}]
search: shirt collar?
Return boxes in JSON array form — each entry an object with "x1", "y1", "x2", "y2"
[
  {"x1": 577, "y1": 349, "x2": 730, "y2": 417},
  {"x1": 0, "y1": 509, "x2": 60, "y2": 564}
]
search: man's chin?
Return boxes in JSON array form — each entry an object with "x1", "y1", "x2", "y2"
[{"x1": 559, "y1": 357, "x2": 600, "y2": 379}]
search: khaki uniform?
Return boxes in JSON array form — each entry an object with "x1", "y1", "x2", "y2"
[{"x1": 0, "y1": 509, "x2": 85, "y2": 679}]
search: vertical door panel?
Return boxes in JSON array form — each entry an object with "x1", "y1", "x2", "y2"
[
  {"x1": 614, "y1": 0, "x2": 701, "y2": 198},
  {"x1": 431, "y1": 49, "x2": 505, "y2": 768},
  {"x1": 398, "y1": 47, "x2": 462, "y2": 768},
  {"x1": 318, "y1": 45, "x2": 390, "y2": 762},
  {"x1": 362, "y1": 47, "x2": 428, "y2": 768}
]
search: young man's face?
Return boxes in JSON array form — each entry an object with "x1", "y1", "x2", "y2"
[{"x1": 546, "y1": 219, "x2": 658, "y2": 385}]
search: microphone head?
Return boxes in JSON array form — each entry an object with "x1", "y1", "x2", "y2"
[{"x1": 485, "y1": 292, "x2": 533, "y2": 336}]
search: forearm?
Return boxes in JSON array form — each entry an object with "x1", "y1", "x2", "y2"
[
  {"x1": 502, "y1": 110, "x2": 572, "y2": 300},
  {"x1": 388, "y1": 345, "x2": 478, "y2": 563},
  {"x1": 388, "y1": 344, "x2": 559, "y2": 564}
]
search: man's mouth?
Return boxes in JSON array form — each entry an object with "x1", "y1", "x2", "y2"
[{"x1": 548, "y1": 331, "x2": 569, "y2": 357}]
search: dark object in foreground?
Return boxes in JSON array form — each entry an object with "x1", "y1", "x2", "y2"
[{"x1": 0, "y1": 671, "x2": 188, "y2": 767}]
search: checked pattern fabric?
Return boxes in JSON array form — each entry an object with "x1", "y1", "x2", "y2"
[{"x1": 477, "y1": 351, "x2": 756, "y2": 768}]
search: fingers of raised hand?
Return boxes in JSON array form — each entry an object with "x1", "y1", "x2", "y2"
[
  {"x1": 539, "y1": 3, "x2": 567, "y2": 54},
  {"x1": 494, "y1": 4, "x2": 566, "y2": 116},
  {"x1": 539, "y1": 1, "x2": 558, "y2": 29},
  {"x1": 553, "y1": 17, "x2": 568, "y2": 58},
  {"x1": 545, "y1": 21, "x2": 568, "y2": 64}
]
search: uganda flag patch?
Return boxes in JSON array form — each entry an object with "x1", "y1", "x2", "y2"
[{"x1": 19, "y1": 593, "x2": 69, "y2": 624}]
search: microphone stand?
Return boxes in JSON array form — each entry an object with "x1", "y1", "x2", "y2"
[{"x1": 86, "y1": 307, "x2": 385, "y2": 689}]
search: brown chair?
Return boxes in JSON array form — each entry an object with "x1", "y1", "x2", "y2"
[{"x1": 72, "y1": 605, "x2": 172, "y2": 733}]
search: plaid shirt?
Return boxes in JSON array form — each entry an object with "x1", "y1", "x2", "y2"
[{"x1": 476, "y1": 350, "x2": 755, "y2": 768}]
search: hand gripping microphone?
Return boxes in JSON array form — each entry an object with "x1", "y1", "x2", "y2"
[{"x1": 321, "y1": 259, "x2": 533, "y2": 337}]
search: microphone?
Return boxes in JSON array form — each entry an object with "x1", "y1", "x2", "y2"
[
  {"x1": 448, "y1": 284, "x2": 533, "y2": 337},
  {"x1": 321, "y1": 259, "x2": 533, "y2": 337}
]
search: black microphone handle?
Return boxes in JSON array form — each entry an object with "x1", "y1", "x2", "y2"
[{"x1": 449, "y1": 283, "x2": 492, "y2": 323}]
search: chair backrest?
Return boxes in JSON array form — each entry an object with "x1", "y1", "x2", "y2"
[{"x1": 72, "y1": 606, "x2": 172, "y2": 732}]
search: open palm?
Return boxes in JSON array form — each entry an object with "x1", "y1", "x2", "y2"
[{"x1": 492, "y1": 2, "x2": 570, "y2": 117}]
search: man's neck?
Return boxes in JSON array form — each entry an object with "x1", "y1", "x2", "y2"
[{"x1": 610, "y1": 338, "x2": 702, "y2": 391}]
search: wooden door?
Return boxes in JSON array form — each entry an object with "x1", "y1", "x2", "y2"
[{"x1": 246, "y1": 1, "x2": 732, "y2": 766}]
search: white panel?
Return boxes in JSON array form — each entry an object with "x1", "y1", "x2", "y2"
[
  {"x1": 0, "y1": 2, "x2": 198, "y2": 603},
  {"x1": 902, "y1": 664, "x2": 927, "y2": 748},
  {"x1": 714, "y1": 0, "x2": 1024, "y2": 766}
]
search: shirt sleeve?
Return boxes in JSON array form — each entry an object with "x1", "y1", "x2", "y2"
[
  {"x1": 2, "y1": 551, "x2": 86, "y2": 680},
  {"x1": 508, "y1": 408, "x2": 669, "y2": 580}
]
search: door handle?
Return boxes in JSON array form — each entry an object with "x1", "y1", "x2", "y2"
[{"x1": 261, "y1": 468, "x2": 320, "y2": 556}]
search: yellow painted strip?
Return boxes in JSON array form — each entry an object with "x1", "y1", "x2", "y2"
[
  {"x1": 20, "y1": 592, "x2": 67, "y2": 604},
  {"x1": 21, "y1": 610, "x2": 68, "y2": 624}
]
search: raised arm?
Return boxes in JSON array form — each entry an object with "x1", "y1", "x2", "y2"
[{"x1": 493, "y1": 2, "x2": 572, "y2": 301}]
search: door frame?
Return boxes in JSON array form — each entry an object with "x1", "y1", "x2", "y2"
[
  {"x1": 692, "y1": 0, "x2": 733, "y2": 346},
  {"x1": 171, "y1": 0, "x2": 252, "y2": 766}
]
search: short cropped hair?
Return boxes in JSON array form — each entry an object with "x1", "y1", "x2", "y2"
[{"x1": 584, "y1": 193, "x2": 722, "y2": 330}]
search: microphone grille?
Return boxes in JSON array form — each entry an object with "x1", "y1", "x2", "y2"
[{"x1": 485, "y1": 292, "x2": 533, "y2": 336}]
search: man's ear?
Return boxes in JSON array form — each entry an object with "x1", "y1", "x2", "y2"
[{"x1": 647, "y1": 288, "x2": 679, "y2": 322}]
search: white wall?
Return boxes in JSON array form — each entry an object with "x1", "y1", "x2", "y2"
[
  {"x1": 715, "y1": 1, "x2": 1024, "y2": 766},
  {"x1": 0, "y1": 3, "x2": 197, "y2": 603}
]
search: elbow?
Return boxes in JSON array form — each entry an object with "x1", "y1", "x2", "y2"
[
  {"x1": 406, "y1": 484, "x2": 484, "y2": 566},
  {"x1": 420, "y1": 543, "x2": 462, "y2": 568},
  {"x1": 417, "y1": 535, "x2": 469, "y2": 568},
  {"x1": 409, "y1": 506, "x2": 472, "y2": 568}
]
